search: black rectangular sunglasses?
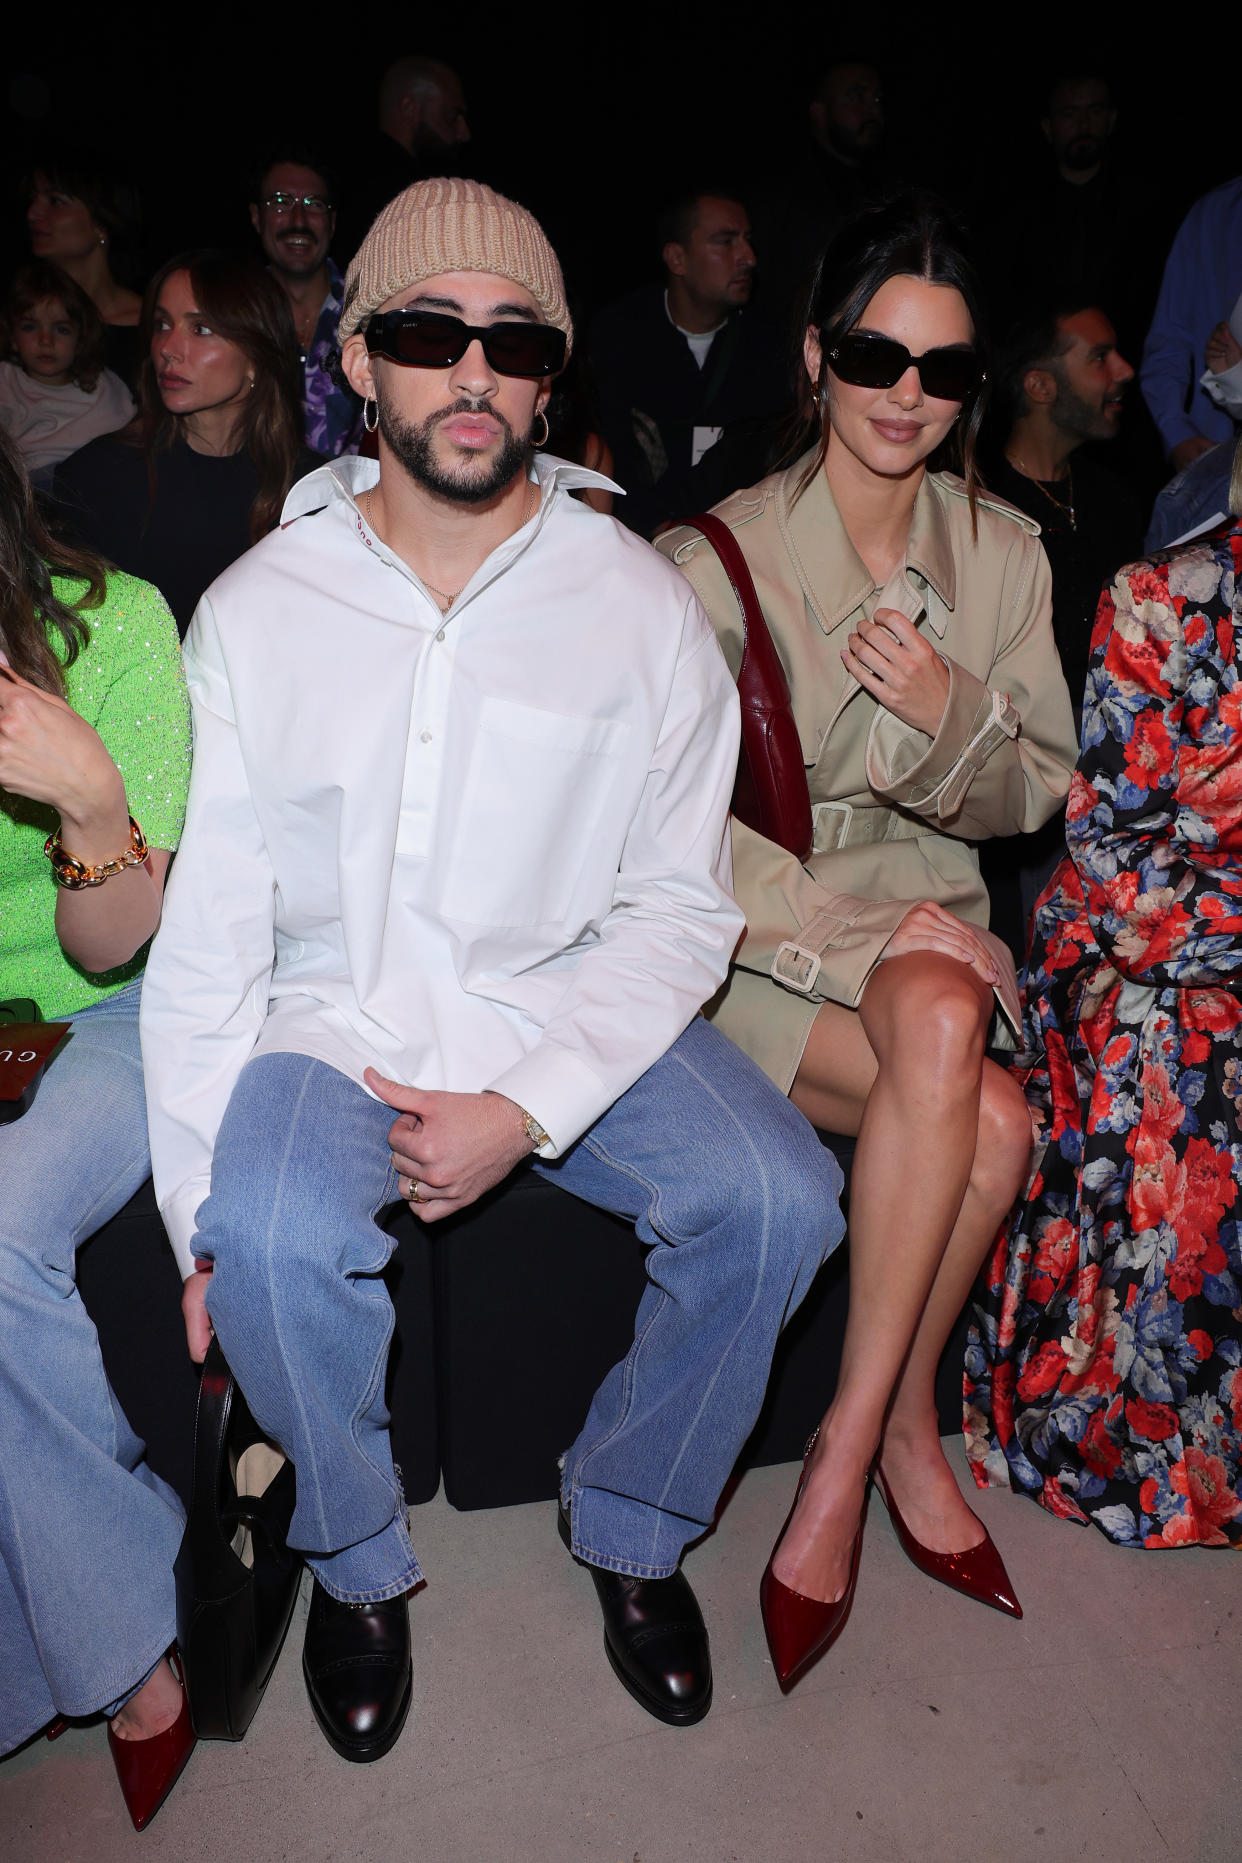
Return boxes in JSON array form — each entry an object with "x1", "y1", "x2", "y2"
[
  {"x1": 364, "y1": 309, "x2": 566, "y2": 379},
  {"x1": 826, "y1": 332, "x2": 983, "y2": 403}
]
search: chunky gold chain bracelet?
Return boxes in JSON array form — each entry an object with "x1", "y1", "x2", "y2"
[{"x1": 44, "y1": 815, "x2": 149, "y2": 889}]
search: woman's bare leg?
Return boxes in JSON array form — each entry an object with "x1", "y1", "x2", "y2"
[
  {"x1": 876, "y1": 1060, "x2": 1032, "y2": 1548},
  {"x1": 773, "y1": 952, "x2": 1030, "y2": 1603}
]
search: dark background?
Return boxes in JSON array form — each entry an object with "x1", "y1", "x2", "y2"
[{"x1": 1, "y1": 8, "x2": 1230, "y2": 323}]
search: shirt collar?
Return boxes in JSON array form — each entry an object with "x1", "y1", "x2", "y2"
[
  {"x1": 776, "y1": 453, "x2": 957, "y2": 634},
  {"x1": 281, "y1": 451, "x2": 620, "y2": 528},
  {"x1": 663, "y1": 289, "x2": 727, "y2": 344},
  {"x1": 281, "y1": 454, "x2": 623, "y2": 622}
]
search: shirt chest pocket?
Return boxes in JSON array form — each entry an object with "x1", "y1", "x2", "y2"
[{"x1": 440, "y1": 695, "x2": 633, "y2": 928}]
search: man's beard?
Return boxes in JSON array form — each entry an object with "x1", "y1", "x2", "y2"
[
  {"x1": 377, "y1": 395, "x2": 530, "y2": 504},
  {"x1": 828, "y1": 119, "x2": 884, "y2": 163},
  {"x1": 1050, "y1": 371, "x2": 1121, "y2": 444},
  {"x1": 1061, "y1": 135, "x2": 1103, "y2": 174}
]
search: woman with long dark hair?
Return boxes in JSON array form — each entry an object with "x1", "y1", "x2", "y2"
[
  {"x1": 661, "y1": 197, "x2": 1079, "y2": 1687},
  {"x1": 0, "y1": 427, "x2": 193, "y2": 1826},
  {"x1": 52, "y1": 250, "x2": 318, "y2": 633}
]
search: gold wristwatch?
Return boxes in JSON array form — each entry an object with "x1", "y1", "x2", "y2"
[{"x1": 518, "y1": 1106, "x2": 550, "y2": 1150}]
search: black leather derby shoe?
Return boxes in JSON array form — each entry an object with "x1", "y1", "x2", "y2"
[
  {"x1": 302, "y1": 1578, "x2": 412, "y2": 1763},
  {"x1": 558, "y1": 1503, "x2": 712, "y2": 1726}
]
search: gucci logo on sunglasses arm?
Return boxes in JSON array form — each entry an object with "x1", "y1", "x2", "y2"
[
  {"x1": 827, "y1": 332, "x2": 984, "y2": 403},
  {"x1": 364, "y1": 309, "x2": 566, "y2": 379}
]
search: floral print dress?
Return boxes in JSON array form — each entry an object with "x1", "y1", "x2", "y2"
[{"x1": 966, "y1": 524, "x2": 1242, "y2": 1548}]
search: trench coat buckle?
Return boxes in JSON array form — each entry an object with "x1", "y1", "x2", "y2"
[
  {"x1": 773, "y1": 942, "x2": 822, "y2": 994},
  {"x1": 810, "y1": 799, "x2": 854, "y2": 852}
]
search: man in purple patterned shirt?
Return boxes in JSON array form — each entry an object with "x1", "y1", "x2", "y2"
[{"x1": 250, "y1": 151, "x2": 363, "y2": 459}]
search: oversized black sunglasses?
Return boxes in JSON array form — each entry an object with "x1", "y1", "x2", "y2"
[
  {"x1": 826, "y1": 332, "x2": 984, "y2": 403},
  {"x1": 364, "y1": 309, "x2": 566, "y2": 379}
]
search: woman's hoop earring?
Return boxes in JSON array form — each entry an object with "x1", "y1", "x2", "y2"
[
  {"x1": 531, "y1": 409, "x2": 549, "y2": 449},
  {"x1": 363, "y1": 394, "x2": 379, "y2": 434}
]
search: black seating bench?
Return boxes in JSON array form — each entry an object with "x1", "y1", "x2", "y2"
[{"x1": 80, "y1": 1141, "x2": 971, "y2": 1513}]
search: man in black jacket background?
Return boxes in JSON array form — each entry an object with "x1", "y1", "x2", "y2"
[{"x1": 589, "y1": 189, "x2": 789, "y2": 537}]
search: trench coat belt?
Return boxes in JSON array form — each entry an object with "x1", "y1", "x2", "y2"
[{"x1": 811, "y1": 798, "x2": 934, "y2": 853}]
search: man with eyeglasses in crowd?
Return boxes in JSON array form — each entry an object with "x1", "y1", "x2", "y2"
[
  {"x1": 141, "y1": 178, "x2": 843, "y2": 1761},
  {"x1": 250, "y1": 151, "x2": 363, "y2": 457}
]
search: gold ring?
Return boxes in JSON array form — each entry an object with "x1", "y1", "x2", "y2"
[{"x1": 408, "y1": 1179, "x2": 423, "y2": 1204}]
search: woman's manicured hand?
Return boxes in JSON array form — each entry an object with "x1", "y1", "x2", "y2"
[
  {"x1": 884, "y1": 901, "x2": 1001, "y2": 985},
  {"x1": 842, "y1": 608, "x2": 950, "y2": 737}
]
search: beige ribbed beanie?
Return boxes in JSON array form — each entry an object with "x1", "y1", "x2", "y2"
[{"x1": 340, "y1": 177, "x2": 572, "y2": 356}]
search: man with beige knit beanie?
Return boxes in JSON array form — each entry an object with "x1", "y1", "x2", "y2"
[{"x1": 142, "y1": 178, "x2": 844, "y2": 1756}]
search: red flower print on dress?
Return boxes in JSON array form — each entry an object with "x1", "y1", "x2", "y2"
[
  {"x1": 1128, "y1": 1131, "x2": 1181, "y2": 1232},
  {"x1": 1082, "y1": 1408, "x2": 1122, "y2": 1477},
  {"x1": 1017, "y1": 1339, "x2": 1067, "y2": 1401},
  {"x1": 1123, "y1": 711, "x2": 1177, "y2": 788},
  {"x1": 1040, "y1": 1477, "x2": 1089, "y2": 1523},
  {"x1": 1169, "y1": 1231, "x2": 1229, "y2": 1303},
  {"x1": 1162, "y1": 1448, "x2": 1242, "y2": 1544},
  {"x1": 1030, "y1": 1217, "x2": 1075, "y2": 1305},
  {"x1": 990, "y1": 1360, "x2": 1016, "y2": 1447},
  {"x1": 1126, "y1": 1397, "x2": 1180, "y2": 1440},
  {"x1": 1136, "y1": 1060, "x2": 1186, "y2": 1144}
]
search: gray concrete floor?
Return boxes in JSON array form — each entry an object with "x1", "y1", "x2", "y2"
[{"x1": 3, "y1": 1443, "x2": 1239, "y2": 1863}]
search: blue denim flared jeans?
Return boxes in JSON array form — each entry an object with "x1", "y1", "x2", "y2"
[
  {"x1": 196, "y1": 1017, "x2": 845, "y2": 1600},
  {"x1": 0, "y1": 980, "x2": 184, "y2": 1755}
]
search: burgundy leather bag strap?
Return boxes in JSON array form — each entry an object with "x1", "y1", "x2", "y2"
[{"x1": 688, "y1": 512, "x2": 814, "y2": 860}]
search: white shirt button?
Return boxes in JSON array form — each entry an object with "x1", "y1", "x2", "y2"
[
  {"x1": 436, "y1": 629, "x2": 446, "y2": 643},
  {"x1": 420, "y1": 729, "x2": 433, "y2": 744}
]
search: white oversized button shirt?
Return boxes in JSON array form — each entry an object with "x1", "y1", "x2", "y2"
[{"x1": 141, "y1": 455, "x2": 744, "y2": 1276}]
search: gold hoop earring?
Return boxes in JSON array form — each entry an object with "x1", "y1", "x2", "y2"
[
  {"x1": 363, "y1": 394, "x2": 379, "y2": 434},
  {"x1": 531, "y1": 409, "x2": 549, "y2": 449}
]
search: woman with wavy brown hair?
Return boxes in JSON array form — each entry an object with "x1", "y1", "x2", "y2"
[
  {"x1": 52, "y1": 250, "x2": 319, "y2": 634},
  {"x1": 0, "y1": 426, "x2": 194, "y2": 1827}
]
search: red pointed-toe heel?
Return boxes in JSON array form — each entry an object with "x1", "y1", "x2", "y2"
[
  {"x1": 759, "y1": 1433, "x2": 869, "y2": 1694},
  {"x1": 874, "y1": 1464, "x2": 1022, "y2": 1619},
  {"x1": 107, "y1": 1651, "x2": 196, "y2": 1832}
]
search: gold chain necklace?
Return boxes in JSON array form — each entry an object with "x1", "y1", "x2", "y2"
[
  {"x1": 364, "y1": 480, "x2": 538, "y2": 611},
  {"x1": 1008, "y1": 453, "x2": 1076, "y2": 531}
]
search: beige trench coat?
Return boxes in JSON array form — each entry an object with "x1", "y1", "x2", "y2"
[{"x1": 658, "y1": 453, "x2": 1079, "y2": 1091}]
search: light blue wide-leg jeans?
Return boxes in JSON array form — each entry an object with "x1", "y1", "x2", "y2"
[
  {"x1": 197, "y1": 1018, "x2": 845, "y2": 1601},
  {"x1": 0, "y1": 979, "x2": 184, "y2": 1756}
]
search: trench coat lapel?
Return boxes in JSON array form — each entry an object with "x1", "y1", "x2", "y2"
[
  {"x1": 905, "y1": 476, "x2": 957, "y2": 634},
  {"x1": 775, "y1": 463, "x2": 871, "y2": 636}
]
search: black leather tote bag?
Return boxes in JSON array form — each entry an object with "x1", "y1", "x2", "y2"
[{"x1": 175, "y1": 1339, "x2": 302, "y2": 1740}]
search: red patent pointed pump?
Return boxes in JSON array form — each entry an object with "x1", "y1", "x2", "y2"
[
  {"x1": 759, "y1": 1431, "x2": 869, "y2": 1693},
  {"x1": 106, "y1": 1651, "x2": 196, "y2": 1832},
  {"x1": 873, "y1": 1464, "x2": 1022, "y2": 1618}
]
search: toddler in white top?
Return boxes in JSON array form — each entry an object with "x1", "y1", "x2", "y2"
[{"x1": 0, "y1": 262, "x2": 134, "y2": 488}]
